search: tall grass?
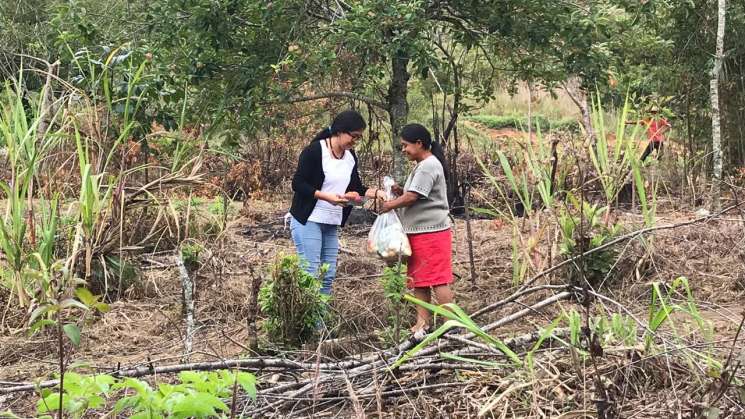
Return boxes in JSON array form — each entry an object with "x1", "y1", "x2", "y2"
[
  {"x1": 0, "y1": 50, "x2": 203, "y2": 312},
  {"x1": 588, "y1": 92, "x2": 643, "y2": 208},
  {"x1": 470, "y1": 83, "x2": 580, "y2": 120},
  {"x1": 74, "y1": 125, "x2": 117, "y2": 280},
  {"x1": 0, "y1": 78, "x2": 63, "y2": 307}
]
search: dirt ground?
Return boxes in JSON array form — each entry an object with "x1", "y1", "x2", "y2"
[{"x1": 1, "y1": 198, "x2": 744, "y2": 416}]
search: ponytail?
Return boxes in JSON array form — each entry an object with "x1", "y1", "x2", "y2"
[
  {"x1": 400, "y1": 123, "x2": 450, "y2": 181},
  {"x1": 429, "y1": 140, "x2": 450, "y2": 181},
  {"x1": 311, "y1": 110, "x2": 366, "y2": 143},
  {"x1": 311, "y1": 127, "x2": 333, "y2": 142}
]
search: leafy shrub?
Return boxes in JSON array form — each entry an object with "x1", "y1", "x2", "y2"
[
  {"x1": 89, "y1": 255, "x2": 141, "y2": 297},
  {"x1": 36, "y1": 373, "x2": 116, "y2": 418},
  {"x1": 379, "y1": 264, "x2": 407, "y2": 344},
  {"x1": 114, "y1": 370, "x2": 256, "y2": 418},
  {"x1": 564, "y1": 309, "x2": 638, "y2": 350},
  {"x1": 467, "y1": 114, "x2": 580, "y2": 132},
  {"x1": 180, "y1": 241, "x2": 204, "y2": 272},
  {"x1": 171, "y1": 197, "x2": 235, "y2": 238},
  {"x1": 258, "y1": 255, "x2": 328, "y2": 347},
  {"x1": 558, "y1": 198, "x2": 622, "y2": 287},
  {"x1": 35, "y1": 370, "x2": 256, "y2": 418}
]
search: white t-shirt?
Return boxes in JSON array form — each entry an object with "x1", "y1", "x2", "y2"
[{"x1": 307, "y1": 140, "x2": 355, "y2": 225}]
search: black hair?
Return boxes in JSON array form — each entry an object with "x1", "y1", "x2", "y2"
[
  {"x1": 311, "y1": 110, "x2": 366, "y2": 142},
  {"x1": 400, "y1": 123, "x2": 450, "y2": 181}
]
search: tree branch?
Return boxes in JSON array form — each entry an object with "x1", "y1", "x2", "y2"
[{"x1": 276, "y1": 92, "x2": 387, "y2": 110}]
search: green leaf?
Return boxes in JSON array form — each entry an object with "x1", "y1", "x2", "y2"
[
  {"x1": 178, "y1": 370, "x2": 205, "y2": 386},
  {"x1": 236, "y1": 372, "x2": 257, "y2": 399},
  {"x1": 29, "y1": 319, "x2": 56, "y2": 334},
  {"x1": 94, "y1": 302, "x2": 110, "y2": 313},
  {"x1": 440, "y1": 353, "x2": 503, "y2": 367},
  {"x1": 28, "y1": 305, "x2": 56, "y2": 326},
  {"x1": 74, "y1": 288, "x2": 97, "y2": 306},
  {"x1": 36, "y1": 393, "x2": 60, "y2": 414},
  {"x1": 113, "y1": 396, "x2": 139, "y2": 413},
  {"x1": 59, "y1": 298, "x2": 89, "y2": 311},
  {"x1": 170, "y1": 392, "x2": 227, "y2": 417},
  {"x1": 114, "y1": 377, "x2": 152, "y2": 396},
  {"x1": 63, "y1": 323, "x2": 81, "y2": 347},
  {"x1": 392, "y1": 320, "x2": 463, "y2": 369}
]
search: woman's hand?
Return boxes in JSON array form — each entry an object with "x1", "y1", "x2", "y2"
[
  {"x1": 344, "y1": 191, "x2": 363, "y2": 203},
  {"x1": 381, "y1": 191, "x2": 419, "y2": 213},
  {"x1": 365, "y1": 188, "x2": 389, "y2": 201},
  {"x1": 316, "y1": 191, "x2": 349, "y2": 206}
]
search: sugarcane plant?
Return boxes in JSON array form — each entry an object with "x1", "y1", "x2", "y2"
[{"x1": 0, "y1": 77, "x2": 63, "y2": 308}]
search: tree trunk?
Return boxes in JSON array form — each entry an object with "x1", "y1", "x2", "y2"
[
  {"x1": 710, "y1": 0, "x2": 726, "y2": 211},
  {"x1": 388, "y1": 52, "x2": 410, "y2": 183},
  {"x1": 562, "y1": 80, "x2": 595, "y2": 145},
  {"x1": 579, "y1": 94, "x2": 595, "y2": 145},
  {"x1": 177, "y1": 252, "x2": 195, "y2": 362}
]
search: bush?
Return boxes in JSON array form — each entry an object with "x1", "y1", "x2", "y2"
[
  {"x1": 558, "y1": 199, "x2": 622, "y2": 287},
  {"x1": 89, "y1": 256, "x2": 141, "y2": 297},
  {"x1": 180, "y1": 241, "x2": 203, "y2": 272},
  {"x1": 379, "y1": 264, "x2": 407, "y2": 345},
  {"x1": 467, "y1": 114, "x2": 580, "y2": 132},
  {"x1": 258, "y1": 255, "x2": 328, "y2": 347},
  {"x1": 33, "y1": 370, "x2": 256, "y2": 418}
]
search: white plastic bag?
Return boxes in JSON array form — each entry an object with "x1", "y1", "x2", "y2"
[{"x1": 367, "y1": 176, "x2": 411, "y2": 261}]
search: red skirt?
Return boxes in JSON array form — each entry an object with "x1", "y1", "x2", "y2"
[{"x1": 407, "y1": 229, "x2": 453, "y2": 288}]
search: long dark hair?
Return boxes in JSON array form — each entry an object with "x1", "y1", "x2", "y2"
[
  {"x1": 311, "y1": 110, "x2": 366, "y2": 142},
  {"x1": 400, "y1": 123, "x2": 450, "y2": 181}
]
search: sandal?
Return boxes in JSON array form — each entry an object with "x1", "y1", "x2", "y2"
[{"x1": 410, "y1": 325, "x2": 431, "y2": 341}]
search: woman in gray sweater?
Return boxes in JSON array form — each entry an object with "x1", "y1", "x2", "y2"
[{"x1": 381, "y1": 123, "x2": 453, "y2": 338}]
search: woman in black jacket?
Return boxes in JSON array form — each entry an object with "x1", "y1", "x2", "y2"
[{"x1": 290, "y1": 110, "x2": 384, "y2": 296}]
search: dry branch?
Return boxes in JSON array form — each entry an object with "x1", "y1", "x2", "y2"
[
  {"x1": 471, "y1": 204, "x2": 744, "y2": 322},
  {"x1": 0, "y1": 357, "x2": 366, "y2": 394},
  {"x1": 276, "y1": 92, "x2": 387, "y2": 110},
  {"x1": 244, "y1": 293, "x2": 573, "y2": 416}
]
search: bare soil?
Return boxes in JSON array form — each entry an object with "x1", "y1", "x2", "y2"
[{"x1": 1, "y1": 199, "x2": 744, "y2": 416}]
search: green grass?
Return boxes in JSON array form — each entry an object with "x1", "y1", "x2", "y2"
[{"x1": 466, "y1": 114, "x2": 580, "y2": 132}]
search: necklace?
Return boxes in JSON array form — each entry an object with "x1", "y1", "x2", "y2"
[{"x1": 327, "y1": 139, "x2": 343, "y2": 159}]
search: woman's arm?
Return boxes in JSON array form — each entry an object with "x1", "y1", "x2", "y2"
[
  {"x1": 293, "y1": 145, "x2": 347, "y2": 205},
  {"x1": 292, "y1": 146, "x2": 318, "y2": 199},
  {"x1": 381, "y1": 191, "x2": 419, "y2": 212},
  {"x1": 364, "y1": 188, "x2": 386, "y2": 199}
]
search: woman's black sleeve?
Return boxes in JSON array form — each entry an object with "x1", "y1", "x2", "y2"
[
  {"x1": 348, "y1": 151, "x2": 367, "y2": 195},
  {"x1": 292, "y1": 146, "x2": 317, "y2": 199}
]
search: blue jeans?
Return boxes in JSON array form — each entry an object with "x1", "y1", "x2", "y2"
[{"x1": 290, "y1": 217, "x2": 339, "y2": 296}]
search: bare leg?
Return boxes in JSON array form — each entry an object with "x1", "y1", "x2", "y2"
[
  {"x1": 432, "y1": 284, "x2": 454, "y2": 305},
  {"x1": 411, "y1": 287, "x2": 432, "y2": 332}
]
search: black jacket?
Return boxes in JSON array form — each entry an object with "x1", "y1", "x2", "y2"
[{"x1": 290, "y1": 140, "x2": 367, "y2": 226}]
